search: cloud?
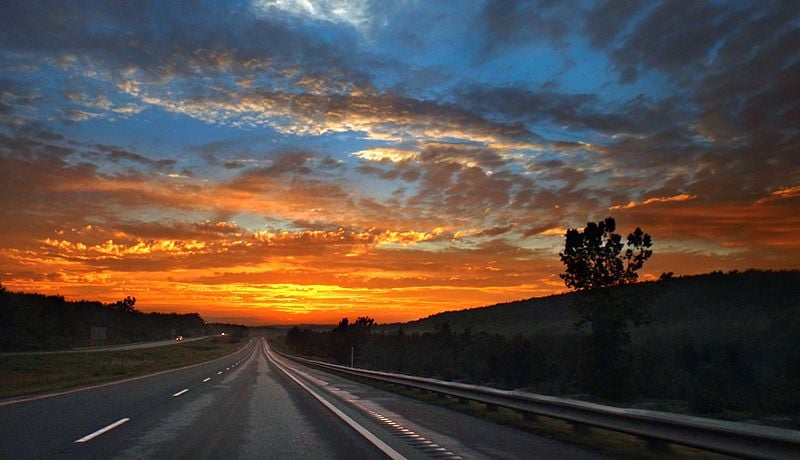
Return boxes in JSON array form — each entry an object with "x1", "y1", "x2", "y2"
[
  {"x1": 352, "y1": 147, "x2": 419, "y2": 163},
  {"x1": 86, "y1": 144, "x2": 177, "y2": 170},
  {"x1": 595, "y1": 1, "x2": 798, "y2": 89},
  {"x1": 582, "y1": 0, "x2": 647, "y2": 49},
  {"x1": 235, "y1": 150, "x2": 314, "y2": 179},
  {"x1": 610, "y1": 193, "x2": 697, "y2": 210},
  {"x1": 631, "y1": 201, "x2": 800, "y2": 255},
  {"x1": 457, "y1": 86, "x2": 689, "y2": 146},
  {"x1": 133, "y1": 88, "x2": 544, "y2": 151},
  {"x1": 0, "y1": 138, "x2": 361, "y2": 240},
  {"x1": 42, "y1": 237, "x2": 209, "y2": 258},
  {"x1": 252, "y1": 0, "x2": 376, "y2": 34},
  {"x1": 537, "y1": 227, "x2": 566, "y2": 236},
  {"x1": 61, "y1": 108, "x2": 103, "y2": 122},
  {"x1": 609, "y1": 201, "x2": 637, "y2": 211},
  {"x1": 591, "y1": 1, "x2": 799, "y2": 155},
  {"x1": 477, "y1": 0, "x2": 573, "y2": 55},
  {"x1": 115, "y1": 220, "x2": 245, "y2": 240},
  {"x1": 756, "y1": 185, "x2": 800, "y2": 204},
  {"x1": 606, "y1": 1, "x2": 733, "y2": 83},
  {"x1": 355, "y1": 161, "x2": 421, "y2": 183},
  {"x1": 474, "y1": 225, "x2": 517, "y2": 238},
  {"x1": 641, "y1": 193, "x2": 696, "y2": 206},
  {"x1": 0, "y1": 0, "x2": 370, "y2": 95},
  {"x1": 27, "y1": 220, "x2": 454, "y2": 280}
]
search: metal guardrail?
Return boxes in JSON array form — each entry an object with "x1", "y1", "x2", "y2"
[{"x1": 276, "y1": 349, "x2": 800, "y2": 459}]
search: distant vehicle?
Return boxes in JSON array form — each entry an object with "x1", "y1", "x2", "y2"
[
  {"x1": 175, "y1": 335, "x2": 183, "y2": 341},
  {"x1": 220, "y1": 332, "x2": 226, "y2": 336}
]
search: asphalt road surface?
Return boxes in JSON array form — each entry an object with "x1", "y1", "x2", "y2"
[{"x1": 0, "y1": 338, "x2": 610, "y2": 459}]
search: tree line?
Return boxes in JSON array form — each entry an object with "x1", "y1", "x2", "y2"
[
  {"x1": 0, "y1": 285, "x2": 207, "y2": 351},
  {"x1": 283, "y1": 307, "x2": 799, "y2": 418}
]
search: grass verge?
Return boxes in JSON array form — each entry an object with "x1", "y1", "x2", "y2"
[{"x1": 0, "y1": 336, "x2": 246, "y2": 399}]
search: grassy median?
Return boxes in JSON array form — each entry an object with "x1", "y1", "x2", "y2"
[{"x1": 0, "y1": 336, "x2": 247, "y2": 399}]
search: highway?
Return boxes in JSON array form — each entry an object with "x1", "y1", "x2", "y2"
[
  {"x1": 2, "y1": 335, "x2": 215, "y2": 356},
  {"x1": 0, "y1": 338, "x2": 609, "y2": 459}
]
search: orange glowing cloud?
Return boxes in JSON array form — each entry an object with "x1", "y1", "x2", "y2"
[
  {"x1": 610, "y1": 194, "x2": 696, "y2": 210},
  {"x1": 756, "y1": 185, "x2": 800, "y2": 204}
]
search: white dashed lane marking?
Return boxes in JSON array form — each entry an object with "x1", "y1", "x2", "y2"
[
  {"x1": 172, "y1": 389, "x2": 189, "y2": 397},
  {"x1": 74, "y1": 418, "x2": 130, "y2": 443}
]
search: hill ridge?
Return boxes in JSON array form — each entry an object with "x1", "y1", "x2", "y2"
[{"x1": 380, "y1": 270, "x2": 800, "y2": 337}]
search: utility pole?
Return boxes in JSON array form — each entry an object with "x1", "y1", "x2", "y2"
[{"x1": 350, "y1": 346, "x2": 354, "y2": 368}]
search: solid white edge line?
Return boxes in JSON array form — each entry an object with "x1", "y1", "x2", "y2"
[
  {"x1": 202, "y1": 377, "x2": 211, "y2": 382},
  {"x1": 74, "y1": 418, "x2": 130, "y2": 443},
  {"x1": 172, "y1": 389, "x2": 189, "y2": 397},
  {"x1": 262, "y1": 340, "x2": 406, "y2": 460}
]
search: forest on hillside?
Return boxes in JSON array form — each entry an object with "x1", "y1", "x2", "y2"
[
  {"x1": 283, "y1": 270, "x2": 800, "y2": 425},
  {"x1": 0, "y1": 285, "x2": 210, "y2": 351}
]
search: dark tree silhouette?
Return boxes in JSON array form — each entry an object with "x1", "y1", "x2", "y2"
[
  {"x1": 0, "y1": 289, "x2": 206, "y2": 350},
  {"x1": 559, "y1": 217, "x2": 653, "y2": 399},
  {"x1": 560, "y1": 217, "x2": 652, "y2": 291},
  {"x1": 107, "y1": 296, "x2": 138, "y2": 314},
  {"x1": 328, "y1": 317, "x2": 377, "y2": 365}
]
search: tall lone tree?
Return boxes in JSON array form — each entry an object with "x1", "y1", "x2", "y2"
[
  {"x1": 560, "y1": 217, "x2": 652, "y2": 292},
  {"x1": 559, "y1": 217, "x2": 653, "y2": 399}
]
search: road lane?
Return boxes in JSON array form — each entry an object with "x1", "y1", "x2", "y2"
[
  {"x1": 0, "y1": 338, "x2": 385, "y2": 459},
  {"x1": 268, "y1": 342, "x2": 613, "y2": 460},
  {"x1": 102, "y1": 338, "x2": 385, "y2": 459},
  {"x1": 1, "y1": 335, "x2": 612, "y2": 459},
  {"x1": 0, "y1": 340, "x2": 254, "y2": 458},
  {"x1": 237, "y1": 340, "x2": 385, "y2": 459},
  {"x1": 265, "y1": 343, "x2": 405, "y2": 459}
]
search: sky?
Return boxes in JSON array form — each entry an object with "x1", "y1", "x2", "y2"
[{"x1": 1, "y1": 0, "x2": 798, "y2": 325}]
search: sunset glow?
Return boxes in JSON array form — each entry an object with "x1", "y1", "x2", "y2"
[{"x1": 1, "y1": 1, "x2": 798, "y2": 324}]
